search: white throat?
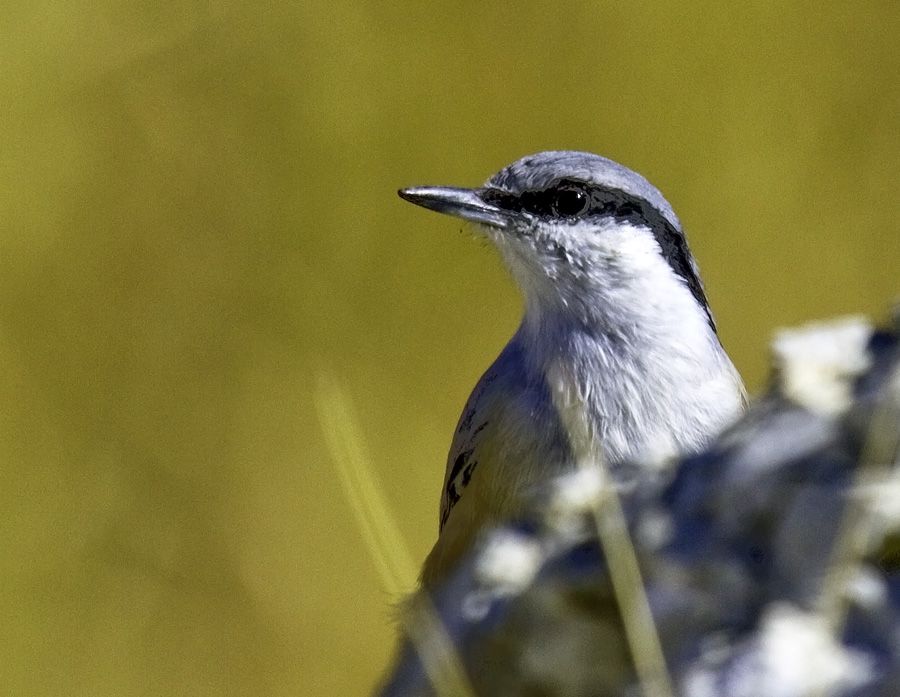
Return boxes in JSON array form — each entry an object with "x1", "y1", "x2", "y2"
[{"x1": 502, "y1": 221, "x2": 745, "y2": 466}]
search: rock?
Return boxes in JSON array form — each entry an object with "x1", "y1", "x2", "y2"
[{"x1": 379, "y1": 312, "x2": 900, "y2": 697}]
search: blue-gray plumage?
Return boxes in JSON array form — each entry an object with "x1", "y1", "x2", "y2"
[{"x1": 399, "y1": 151, "x2": 746, "y2": 588}]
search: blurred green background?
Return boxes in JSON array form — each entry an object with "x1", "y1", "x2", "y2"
[{"x1": 1, "y1": 2, "x2": 897, "y2": 695}]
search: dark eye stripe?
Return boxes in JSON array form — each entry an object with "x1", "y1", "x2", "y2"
[{"x1": 481, "y1": 180, "x2": 716, "y2": 333}]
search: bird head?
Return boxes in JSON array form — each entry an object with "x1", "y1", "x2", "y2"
[{"x1": 400, "y1": 151, "x2": 714, "y2": 333}]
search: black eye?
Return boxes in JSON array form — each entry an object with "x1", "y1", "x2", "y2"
[{"x1": 551, "y1": 186, "x2": 590, "y2": 218}]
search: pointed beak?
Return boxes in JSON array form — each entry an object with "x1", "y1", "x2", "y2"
[{"x1": 398, "y1": 186, "x2": 511, "y2": 229}]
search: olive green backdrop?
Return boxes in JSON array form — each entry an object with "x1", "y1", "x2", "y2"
[{"x1": 1, "y1": 2, "x2": 897, "y2": 695}]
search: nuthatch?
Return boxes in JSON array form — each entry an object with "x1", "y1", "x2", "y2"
[{"x1": 399, "y1": 151, "x2": 746, "y2": 588}]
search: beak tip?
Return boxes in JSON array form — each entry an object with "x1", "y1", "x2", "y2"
[{"x1": 397, "y1": 187, "x2": 426, "y2": 206}]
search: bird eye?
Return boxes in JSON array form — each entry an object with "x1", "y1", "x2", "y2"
[{"x1": 551, "y1": 186, "x2": 590, "y2": 218}]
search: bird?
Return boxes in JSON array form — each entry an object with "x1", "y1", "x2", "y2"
[{"x1": 398, "y1": 151, "x2": 746, "y2": 589}]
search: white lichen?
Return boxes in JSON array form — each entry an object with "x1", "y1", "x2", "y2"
[
  {"x1": 636, "y1": 507, "x2": 674, "y2": 550},
  {"x1": 740, "y1": 603, "x2": 872, "y2": 696},
  {"x1": 462, "y1": 529, "x2": 543, "y2": 622},
  {"x1": 856, "y1": 466, "x2": 900, "y2": 534},
  {"x1": 551, "y1": 466, "x2": 607, "y2": 511},
  {"x1": 542, "y1": 466, "x2": 610, "y2": 537},
  {"x1": 684, "y1": 603, "x2": 874, "y2": 697},
  {"x1": 772, "y1": 316, "x2": 872, "y2": 417},
  {"x1": 844, "y1": 565, "x2": 888, "y2": 611},
  {"x1": 474, "y1": 529, "x2": 542, "y2": 592}
]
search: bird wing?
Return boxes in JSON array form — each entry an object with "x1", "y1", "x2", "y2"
[
  {"x1": 421, "y1": 336, "x2": 569, "y2": 587},
  {"x1": 438, "y1": 340, "x2": 523, "y2": 532}
]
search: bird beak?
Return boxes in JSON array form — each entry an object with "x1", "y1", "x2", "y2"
[{"x1": 398, "y1": 186, "x2": 511, "y2": 229}]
